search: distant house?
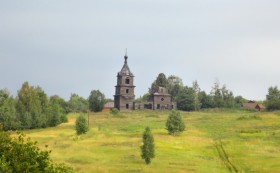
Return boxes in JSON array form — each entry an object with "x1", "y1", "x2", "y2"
[
  {"x1": 103, "y1": 102, "x2": 114, "y2": 112},
  {"x1": 242, "y1": 101, "x2": 265, "y2": 111}
]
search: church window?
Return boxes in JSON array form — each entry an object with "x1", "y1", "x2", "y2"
[
  {"x1": 126, "y1": 89, "x2": 129, "y2": 94},
  {"x1": 126, "y1": 104, "x2": 129, "y2": 109},
  {"x1": 125, "y1": 78, "x2": 130, "y2": 84},
  {"x1": 161, "y1": 98, "x2": 164, "y2": 101},
  {"x1": 157, "y1": 104, "x2": 160, "y2": 109}
]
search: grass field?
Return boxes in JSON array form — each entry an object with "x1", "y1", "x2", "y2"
[{"x1": 24, "y1": 110, "x2": 280, "y2": 173}]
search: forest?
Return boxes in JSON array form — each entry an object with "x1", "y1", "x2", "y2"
[{"x1": 1, "y1": 73, "x2": 280, "y2": 131}]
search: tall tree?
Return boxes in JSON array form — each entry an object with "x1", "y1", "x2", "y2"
[
  {"x1": 141, "y1": 127, "x2": 155, "y2": 164},
  {"x1": 221, "y1": 85, "x2": 235, "y2": 108},
  {"x1": 50, "y1": 95, "x2": 68, "y2": 114},
  {"x1": 176, "y1": 86, "x2": 195, "y2": 111},
  {"x1": 192, "y1": 80, "x2": 201, "y2": 111},
  {"x1": 149, "y1": 73, "x2": 168, "y2": 94},
  {"x1": 234, "y1": 96, "x2": 247, "y2": 107},
  {"x1": 68, "y1": 93, "x2": 88, "y2": 113},
  {"x1": 199, "y1": 91, "x2": 214, "y2": 109},
  {"x1": 167, "y1": 75, "x2": 184, "y2": 101},
  {"x1": 210, "y1": 80, "x2": 224, "y2": 108},
  {"x1": 266, "y1": 86, "x2": 280, "y2": 101},
  {"x1": 16, "y1": 82, "x2": 42, "y2": 129},
  {"x1": 266, "y1": 86, "x2": 280, "y2": 111},
  {"x1": 0, "y1": 89, "x2": 19, "y2": 130},
  {"x1": 88, "y1": 90, "x2": 106, "y2": 112}
]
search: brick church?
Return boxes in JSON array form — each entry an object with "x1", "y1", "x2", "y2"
[{"x1": 114, "y1": 53, "x2": 176, "y2": 111}]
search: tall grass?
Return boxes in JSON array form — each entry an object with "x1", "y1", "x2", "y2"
[{"x1": 23, "y1": 110, "x2": 280, "y2": 173}]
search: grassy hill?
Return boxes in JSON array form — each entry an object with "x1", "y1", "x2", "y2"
[{"x1": 24, "y1": 110, "x2": 280, "y2": 173}]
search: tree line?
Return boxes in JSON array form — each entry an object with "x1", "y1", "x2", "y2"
[
  {"x1": 144, "y1": 73, "x2": 280, "y2": 111},
  {"x1": 0, "y1": 82, "x2": 106, "y2": 131},
  {"x1": 2, "y1": 75, "x2": 280, "y2": 131}
]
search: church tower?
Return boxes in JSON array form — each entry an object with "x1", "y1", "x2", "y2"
[{"x1": 114, "y1": 53, "x2": 135, "y2": 111}]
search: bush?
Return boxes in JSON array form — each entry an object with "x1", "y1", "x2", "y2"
[
  {"x1": 141, "y1": 127, "x2": 155, "y2": 164},
  {"x1": 60, "y1": 114, "x2": 68, "y2": 123},
  {"x1": 0, "y1": 125, "x2": 73, "y2": 173},
  {"x1": 75, "y1": 114, "x2": 89, "y2": 135},
  {"x1": 111, "y1": 108, "x2": 119, "y2": 116},
  {"x1": 166, "y1": 110, "x2": 185, "y2": 135}
]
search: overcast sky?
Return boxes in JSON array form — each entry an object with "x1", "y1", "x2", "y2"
[{"x1": 1, "y1": 0, "x2": 280, "y2": 101}]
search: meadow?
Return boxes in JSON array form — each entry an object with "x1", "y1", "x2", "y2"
[{"x1": 24, "y1": 110, "x2": 280, "y2": 173}]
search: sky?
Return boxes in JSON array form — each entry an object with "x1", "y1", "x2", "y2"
[{"x1": 1, "y1": 0, "x2": 280, "y2": 101}]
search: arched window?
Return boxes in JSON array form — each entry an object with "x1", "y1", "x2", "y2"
[{"x1": 125, "y1": 78, "x2": 130, "y2": 84}]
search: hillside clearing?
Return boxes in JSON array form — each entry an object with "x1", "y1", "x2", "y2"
[{"x1": 24, "y1": 110, "x2": 280, "y2": 173}]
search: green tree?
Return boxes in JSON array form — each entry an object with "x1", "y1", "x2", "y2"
[
  {"x1": 141, "y1": 127, "x2": 155, "y2": 164},
  {"x1": 75, "y1": 114, "x2": 89, "y2": 135},
  {"x1": 50, "y1": 95, "x2": 68, "y2": 114},
  {"x1": 0, "y1": 125, "x2": 73, "y2": 172},
  {"x1": 0, "y1": 89, "x2": 19, "y2": 130},
  {"x1": 192, "y1": 80, "x2": 201, "y2": 111},
  {"x1": 234, "y1": 96, "x2": 247, "y2": 107},
  {"x1": 68, "y1": 93, "x2": 88, "y2": 113},
  {"x1": 210, "y1": 81, "x2": 236, "y2": 108},
  {"x1": 176, "y1": 86, "x2": 195, "y2": 111},
  {"x1": 199, "y1": 91, "x2": 214, "y2": 109},
  {"x1": 211, "y1": 80, "x2": 224, "y2": 108},
  {"x1": 34, "y1": 87, "x2": 49, "y2": 128},
  {"x1": 266, "y1": 86, "x2": 280, "y2": 111},
  {"x1": 47, "y1": 102, "x2": 62, "y2": 127},
  {"x1": 49, "y1": 95, "x2": 68, "y2": 124},
  {"x1": 136, "y1": 93, "x2": 151, "y2": 102},
  {"x1": 16, "y1": 82, "x2": 43, "y2": 129},
  {"x1": 149, "y1": 73, "x2": 168, "y2": 94},
  {"x1": 221, "y1": 85, "x2": 235, "y2": 108},
  {"x1": 88, "y1": 90, "x2": 106, "y2": 112},
  {"x1": 167, "y1": 75, "x2": 184, "y2": 101},
  {"x1": 166, "y1": 110, "x2": 185, "y2": 135}
]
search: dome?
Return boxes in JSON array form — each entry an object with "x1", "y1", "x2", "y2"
[{"x1": 118, "y1": 54, "x2": 133, "y2": 76}]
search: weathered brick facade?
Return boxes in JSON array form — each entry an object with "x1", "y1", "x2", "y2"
[
  {"x1": 114, "y1": 54, "x2": 135, "y2": 111},
  {"x1": 151, "y1": 87, "x2": 176, "y2": 110},
  {"x1": 114, "y1": 54, "x2": 176, "y2": 111}
]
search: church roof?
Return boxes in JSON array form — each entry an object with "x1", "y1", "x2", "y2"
[{"x1": 118, "y1": 54, "x2": 133, "y2": 76}]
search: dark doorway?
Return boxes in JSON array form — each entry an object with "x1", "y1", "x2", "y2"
[{"x1": 157, "y1": 104, "x2": 160, "y2": 109}]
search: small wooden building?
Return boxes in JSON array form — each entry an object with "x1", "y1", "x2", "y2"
[
  {"x1": 242, "y1": 101, "x2": 265, "y2": 111},
  {"x1": 103, "y1": 102, "x2": 114, "y2": 112}
]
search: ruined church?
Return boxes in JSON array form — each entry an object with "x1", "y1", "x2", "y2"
[{"x1": 114, "y1": 53, "x2": 176, "y2": 111}]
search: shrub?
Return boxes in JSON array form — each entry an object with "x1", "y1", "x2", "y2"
[
  {"x1": 111, "y1": 108, "x2": 120, "y2": 116},
  {"x1": 141, "y1": 127, "x2": 155, "y2": 164},
  {"x1": 166, "y1": 110, "x2": 185, "y2": 135},
  {"x1": 0, "y1": 125, "x2": 73, "y2": 173},
  {"x1": 75, "y1": 114, "x2": 89, "y2": 135},
  {"x1": 60, "y1": 114, "x2": 68, "y2": 123}
]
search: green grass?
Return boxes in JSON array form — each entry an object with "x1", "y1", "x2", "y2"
[{"x1": 23, "y1": 110, "x2": 280, "y2": 173}]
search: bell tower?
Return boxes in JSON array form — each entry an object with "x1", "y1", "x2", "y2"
[{"x1": 114, "y1": 52, "x2": 135, "y2": 110}]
